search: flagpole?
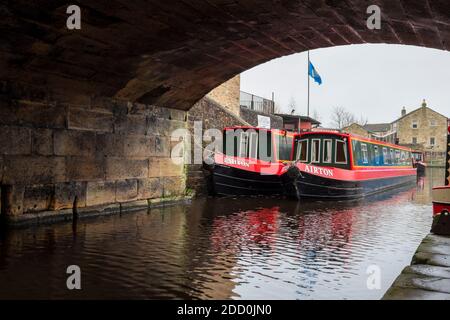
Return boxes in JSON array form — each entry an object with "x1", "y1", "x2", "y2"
[{"x1": 307, "y1": 50, "x2": 310, "y2": 117}]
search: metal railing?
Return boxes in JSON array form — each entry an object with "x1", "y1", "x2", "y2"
[{"x1": 240, "y1": 91, "x2": 274, "y2": 115}]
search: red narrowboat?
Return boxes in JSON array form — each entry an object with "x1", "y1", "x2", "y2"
[
  {"x1": 283, "y1": 131, "x2": 417, "y2": 200},
  {"x1": 204, "y1": 127, "x2": 294, "y2": 196}
]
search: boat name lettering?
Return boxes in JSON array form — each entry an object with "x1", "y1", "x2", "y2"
[
  {"x1": 224, "y1": 157, "x2": 250, "y2": 167},
  {"x1": 304, "y1": 165, "x2": 334, "y2": 177}
]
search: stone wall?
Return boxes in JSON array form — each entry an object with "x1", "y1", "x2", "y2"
[
  {"x1": 186, "y1": 97, "x2": 248, "y2": 195},
  {"x1": 0, "y1": 91, "x2": 188, "y2": 225},
  {"x1": 206, "y1": 75, "x2": 240, "y2": 116},
  {"x1": 239, "y1": 106, "x2": 283, "y2": 129}
]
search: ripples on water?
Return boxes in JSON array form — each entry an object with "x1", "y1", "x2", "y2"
[{"x1": 0, "y1": 169, "x2": 444, "y2": 299}]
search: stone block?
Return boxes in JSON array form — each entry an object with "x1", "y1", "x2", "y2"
[
  {"x1": 23, "y1": 184, "x2": 53, "y2": 213},
  {"x1": 54, "y1": 130, "x2": 96, "y2": 156},
  {"x1": 1, "y1": 184, "x2": 25, "y2": 216},
  {"x1": 0, "y1": 126, "x2": 31, "y2": 155},
  {"x1": 137, "y1": 177, "x2": 162, "y2": 199},
  {"x1": 3, "y1": 156, "x2": 66, "y2": 184},
  {"x1": 51, "y1": 181, "x2": 87, "y2": 210},
  {"x1": 68, "y1": 107, "x2": 113, "y2": 132},
  {"x1": 170, "y1": 109, "x2": 186, "y2": 121},
  {"x1": 124, "y1": 135, "x2": 155, "y2": 158},
  {"x1": 96, "y1": 133, "x2": 125, "y2": 157},
  {"x1": 116, "y1": 179, "x2": 138, "y2": 202},
  {"x1": 32, "y1": 128, "x2": 53, "y2": 155},
  {"x1": 114, "y1": 115, "x2": 148, "y2": 135},
  {"x1": 162, "y1": 176, "x2": 186, "y2": 197},
  {"x1": 105, "y1": 158, "x2": 148, "y2": 180},
  {"x1": 148, "y1": 157, "x2": 161, "y2": 177},
  {"x1": 86, "y1": 181, "x2": 116, "y2": 207},
  {"x1": 65, "y1": 156, "x2": 105, "y2": 181},
  {"x1": 155, "y1": 135, "x2": 171, "y2": 157},
  {"x1": 0, "y1": 100, "x2": 67, "y2": 129},
  {"x1": 160, "y1": 157, "x2": 185, "y2": 177}
]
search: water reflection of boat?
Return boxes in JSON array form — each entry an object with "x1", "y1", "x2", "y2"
[
  {"x1": 412, "y1": 151, "x2": 427, "y2": 175},
  {"x1": 283, "y1": 132, "x2": 417, "y2": 200}
]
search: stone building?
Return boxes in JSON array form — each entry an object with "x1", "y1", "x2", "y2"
[
  {"x1": 342, "y1": 123, "x2": 394, "y2": 142},
  {"x1": 392, "y1": 100, "x2": 448, "y2": 160}
]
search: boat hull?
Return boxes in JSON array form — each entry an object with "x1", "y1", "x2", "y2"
[
  {"x1": 206, "y1": 163, "x2": 285, "y2": 196},
  {"x1": 283, "y1": 165, "x2": 417, "y2": 200}
]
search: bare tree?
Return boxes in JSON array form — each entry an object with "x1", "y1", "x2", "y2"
[
  {"x1": 330, "y1": 106, "x2": 368, "y2": 129},
  {"x1": 287, "y1": 96, "x2": 297, "y2": 115},
  {"x1": 273, "y1": 102, "x2": 283, "y2": 114},
  {"x1": 312, "y1": 109, "x2": 321, "y2": 122}
]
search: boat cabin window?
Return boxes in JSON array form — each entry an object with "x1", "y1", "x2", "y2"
[
  {"x1": 323, "y1": 139, "x2": 332, "y2": 163},
  {"x1": 311, "y1": 139, "x2": 320, "y2": 163},
  {"x1": 395, "y1": 150, "x2": 401, "y2": 164},
  {"x1": 361, "y1": 143, "x2": 369, "y2": 164},
  {"x1": 224, "y1": 129, "x2": 272, "y2": 161},
  {"x1": 382, "y1": 147, "x2": 388, "y2": 164},
  {"x1": 296, "y1": 139, "x2": 308, "y2": 162},
  {"x1": 374, "y1": 146, "x2": 380, "y2": 165},
  {"x1": 238, "y1": 132, "x2": 249, "y2": 158},
  {"x1": 335, "y1": 140, "x2": 347, "y2": 164},
  {"x1": 277, "y1": 134, "x2": 293, "y2": 161},
  {"x1": 248, "y1": 131, "x2": 258, "y2": 159}
]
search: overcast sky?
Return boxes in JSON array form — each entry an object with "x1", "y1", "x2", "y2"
[{"x1": 240, "y1": 44, "x2": 450, "y2": 127}]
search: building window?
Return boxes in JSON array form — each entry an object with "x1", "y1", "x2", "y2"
[
  {"x1": 411, "y1": 120, "x2": 418, "y2": 129},
  {"x1": 430, "y1": 137, "x2": 435, "y2": 146},
  {"x1": 430, "y1": 119, "x2": 437, "y2": 126},
  {"x1": 412, "y1": 137, "x2": 417, "y2": 144}
]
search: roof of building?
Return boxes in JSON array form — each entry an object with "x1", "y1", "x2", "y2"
[
  {"x1": 391, "y1": 101, "x2": 448, "y2": 124},
  {"x1": 362, "y1": 123, "x2": 391, "y2": 132},
  {"x1": 274, "y1": 114, "x2": 321, "y2": 125}
]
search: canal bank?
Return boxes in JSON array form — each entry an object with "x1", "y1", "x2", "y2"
[{"x1": 383, "y1": 233, "x2": 450, "y2": 299}]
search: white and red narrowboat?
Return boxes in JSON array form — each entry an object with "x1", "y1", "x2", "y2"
[
  {"x1": 204, "y1": 126, "x2": 294, "y2": 196},
  {"x1": 283, "y1": 131, "x2": 417, "y2": 200}
]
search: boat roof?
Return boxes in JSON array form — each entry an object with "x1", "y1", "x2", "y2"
[
  {"x1": 223, "y1": 126, "x2": 296, "y2": 137},
  {"x1": 294, "y1": 131, "x2": 413, "y2": 151}
]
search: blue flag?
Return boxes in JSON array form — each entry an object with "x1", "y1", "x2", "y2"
[{"x1": 308, "y1": 61, "x2": 322, "y2": 85}]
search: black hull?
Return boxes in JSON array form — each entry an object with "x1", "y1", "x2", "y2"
[
  {"x1": 283, "y1": 167, "x2": 417, "y2": 200},
  {"x1": 205, "y1": 164, "x2": 284, "y2": 196}
]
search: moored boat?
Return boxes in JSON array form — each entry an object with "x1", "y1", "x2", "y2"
[
  {"x1": 283, "y1": 132, "x2": 417, "y2": 200},
  {"x1": 204, "y1": 127, "x2": 294, "y2": 196}
]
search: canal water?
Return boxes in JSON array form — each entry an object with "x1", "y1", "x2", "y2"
[{"x1": 0, "y1": 169, "x2": 444, "y2": 299}]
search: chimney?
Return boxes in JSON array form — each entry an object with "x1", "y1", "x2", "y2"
[{"x1": 401, "y1": 107, "x2": 406, "y2": 117}]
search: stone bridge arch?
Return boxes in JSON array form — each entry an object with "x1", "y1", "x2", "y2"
[
  {"x1": 1, "y1": 1, "x2": 449, "y2": 224},
  {"x1": 2, "y1": 0, "x2": 449, "y2": 109}
]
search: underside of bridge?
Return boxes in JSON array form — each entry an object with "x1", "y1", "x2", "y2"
[
  {"x1": 1, "y1": 1, "x2": 449, "y2": 224},
  {"x1": 2, "y1": 0, "x2": 449, "y2": 109}
]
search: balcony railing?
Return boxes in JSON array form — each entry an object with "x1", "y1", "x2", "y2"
[{"x1": 240, "y1": 91, "x2": 274, "y2": 115}]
